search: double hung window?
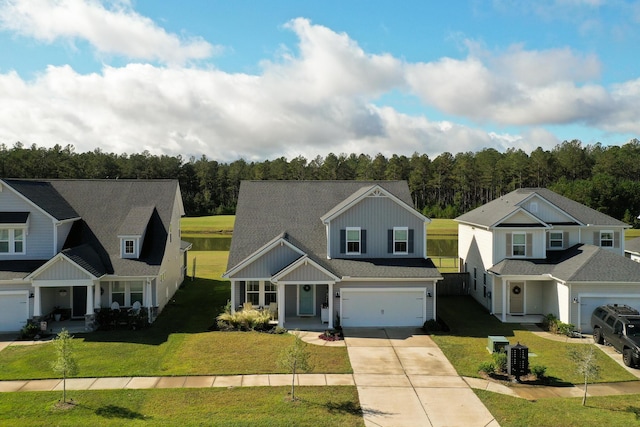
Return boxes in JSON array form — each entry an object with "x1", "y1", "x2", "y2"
[
  {"x1": 346, "y1": 227, "x2": 361, "y2": 254},
  {"x1": 393, "y1": 227, "x2": 408, "y2": 254},
  {"x1": 512, "y1": 233, "x2": 526, "y2": 256}
]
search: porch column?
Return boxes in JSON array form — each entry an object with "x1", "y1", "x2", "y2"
[
  {"x1": 501, "y1": 279, "x2": 507, "y2": 322},
  {"x1": 277, "y1": 284, "x2": 285, "y2": 328},
  {"x1": 33, "y1": 285, "x2": 42, "y2": 317},
  {"x1": 86, "y1": 284, "x2": 94, "y2": 315},
  {"x1": 328, "y1": 282, "x2": 334, "y2": 329},
  {"x1": 230, "y1": 281, "x2": 236, "y2": 314},
  {"x1": 145, "y1": 279, "x2": 153, "y2": 323},
  {"x1": 94, "y1": 283, "x2": 101, "y2": 309}
]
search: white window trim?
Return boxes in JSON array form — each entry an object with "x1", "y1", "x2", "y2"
[
  {"x1": 346, "y1": 227, "x2": 361, "y2": 255},
  {"x1": 600, "y1": 230, "x2": 614, "y2": 247},
  {"x1": 549, "y1": 231, "x2": 563, "y2": 248},
  {"x1": 110, "y1": 281, "x2": 144, "y2": 307},
  {"x1": 245, "y1": 280, "x2": 260, "y2": 306},
  {"x1": 0, "y1": 227, "x2": 26, "y2": 254},
  {"x1": 512, "y1": 232, "x2": 527, "y2": 257},
  {"x1": 393, "y1": 226, "x2": 409, "y2": 255},
  {"x1": 124, "y1": 239, "x2": 135, "y2": 255},
  {"x1": 264, "y1": 282, "x2": 277, "y2": 306}
]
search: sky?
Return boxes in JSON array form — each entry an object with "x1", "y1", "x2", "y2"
[{"x1": 0, "y1": 0, "x2": 639, "y2": 163}]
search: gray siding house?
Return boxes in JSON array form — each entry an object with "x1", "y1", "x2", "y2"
[
  {"x1": 0, "y1": 179, "x2": 190, "y2": 332},
  {"x1": 456, "y1": 188, "x2": 640, "y2": 332},
  {"x1": 223, "y1": 181, "x2": 442, "y2": 329}
]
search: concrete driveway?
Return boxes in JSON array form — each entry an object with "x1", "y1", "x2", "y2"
[{"x1": 344, "y1": 327, "x2": 499, "y2": 427}]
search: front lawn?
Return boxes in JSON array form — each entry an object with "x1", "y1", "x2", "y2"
[
  {"x1": 476, "y1": 390, "x2": 640, "y2": 427},
  {"x1": 0, "y1": 387, "x2": 363, "y2": 427},
  {"x1": 0, "y1": 250, "x2": 351, "y2": 380},
  {"x1": 432, "y1": 296, "x2": 637, "y2": 384}
]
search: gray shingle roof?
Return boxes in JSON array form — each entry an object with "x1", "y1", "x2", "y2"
[
  {"x1": 3, "y1": 179, "x2": 79, "y2": 221},
  {"x1": 0, "y1": 260, "x2": 47, "y2": 280},
  {"x1": 117, "y1": 206, "x2": 155, "y2": 236},
  {"x1": 625, "y1": 237, "x2": 640, "y2": 255},
  {"x1": 3, "y1": 179, "x2": 179, "y2": 278},
  {"x1": 456, "y1": 188, "x2": 627, "y2": 228},
  {"x1": 490, "y1": 244, "x2": 640, "y2": 282},
  {"x1": 227, "y1": 180, "x2": 441, "y2": 280}
]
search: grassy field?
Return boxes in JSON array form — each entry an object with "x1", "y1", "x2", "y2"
[
  {"x1": 181, "y1": 215, "x2": 235, "y2": 234},
  {"x1": 0, "y1": 387, "x2": 363, "y2": 426}
]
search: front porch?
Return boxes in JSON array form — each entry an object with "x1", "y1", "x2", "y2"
[{"x1": 284, "y1": 316, "x2": 329, "y2": 332}]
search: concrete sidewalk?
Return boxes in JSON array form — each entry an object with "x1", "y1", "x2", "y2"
[
  {"x1": 344, "y1": 327, "x2": 499, "y2": 427},
  {"x1": 0, "y1": 373, "x2": 355, "y2": 393}
]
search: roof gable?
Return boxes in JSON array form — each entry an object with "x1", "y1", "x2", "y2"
[
  {"x1": 272, "y1": 255, "x2": 340, "y2": 283},
  {"x1": 320, "y1": 184, "x2": 429, "y2": 224},
  {"x1": 456, "y1": 188, "x2": 627, "y2": 229},
  {"x1": 1, "y1": 179, "x2": 79, "y2": 222},
  {"x1": 27, "y1": 246, "x2": 103, "y2": 281},
  {"x1": 223, "y1": 234, "x2": 306, "y2": 279},
  {"x1": 495, "y1": 208, "x2": 548, "y2": 228}
]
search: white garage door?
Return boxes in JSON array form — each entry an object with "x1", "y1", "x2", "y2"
[
  {"x1": 0, "y1": 292, "x2": 29, "y2": 332},
  {"x1": 579, "y1": 295, "x2": 640, "y2": 333},
  {"x1": 341, "y1": 288, "x2": 425, "y2": 327}
]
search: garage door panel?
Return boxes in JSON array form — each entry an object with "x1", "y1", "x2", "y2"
[
  {"x1": 341, "y1": 289, "x2": 425, "y2": 327},
  {"x1": 0, "y1": 293, "x2": 28, "y2": 332},
  {"x1": 579, "y1": 296, "x2": 640, "y2": 333}
]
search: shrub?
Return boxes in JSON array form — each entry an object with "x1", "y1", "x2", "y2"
[
  {"x1": 558, "y1": 322, "x2": 576, "y2": 336},
  {"x1": 272, "y1": 326, "x2": 288, "y2": 334},
  {"x1": 492, "y1": 351, "x2": 507, "y2": 373},
  {"x1": 20, "y1": 322, "x2": 40, "y2": 339},
  {"x1": 530, "y1": 364, "x2": 547, "y2": 379},
  {"x1": 216, "y1": 306, "x2": 272, "y2": 331},
  {"x1": 422, "y1": 319, "x2": 442, "y2": 333},
  {"x1": 478, "y1": 361, "x2": 495, "y2": 375}
]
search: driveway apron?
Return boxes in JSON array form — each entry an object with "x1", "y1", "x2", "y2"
[{"x1": 344, "y1": 327, "x2": 499, "y2": 427}]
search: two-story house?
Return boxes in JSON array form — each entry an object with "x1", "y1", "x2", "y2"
[
  {"x1": 0, "y1": 179, "x2": 190, "y2": 332},
  {"x1": 223, "y1": 181, "x2": 442, "y2": 329},
  {"x1": 456, "y1": 188, "x2": 640, "y2": 333}
]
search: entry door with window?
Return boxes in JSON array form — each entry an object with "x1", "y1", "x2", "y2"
[
  {"x1": 298, "y1": 285, "x2": 315, "y2": 316},
  {"x1": 510, "y1": 282, "x2": 524, "y2": 315}
]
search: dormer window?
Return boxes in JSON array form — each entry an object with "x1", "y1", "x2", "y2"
[{"x1": 124, "y1": 239, "x2": 135, "y2": 255}]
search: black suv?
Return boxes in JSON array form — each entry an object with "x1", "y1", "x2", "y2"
[{"x1": 591, "y1": 304, "x2": 640, "y2": 367}]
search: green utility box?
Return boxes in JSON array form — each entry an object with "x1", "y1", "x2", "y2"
[{"x1": 487, "y1": 335, "x2": 509, "y2": 353}]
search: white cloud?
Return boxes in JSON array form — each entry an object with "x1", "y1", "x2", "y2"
[
  {"x1": 0, "y1": 0, "x2": 215, "y2": 64},
  {"x1": 0, "y1": 15, "x2": 638, "y2": 164}
]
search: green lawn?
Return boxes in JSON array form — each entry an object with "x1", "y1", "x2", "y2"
[
  {"x1": 0, "y1": 249, "x2": 351, "y2": 380},
  {"x1": 426, "y1": 218, "x2": 457, "y2": 235},
  {"x1": 432, "y1": 296, "x2": 637, "y2": 385},
  {"x1": 0, "y1": 387, "x2": 363, "y2": 426},
  {"x1": 476, "y1": 390, "x2": 640, "y2": 427}
]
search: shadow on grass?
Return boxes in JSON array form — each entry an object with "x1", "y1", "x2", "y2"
[
  {"x1": 95, "y1": 405, "x2": 146, "y2": 420},
  {"x1": 627, "y1": 406, "x2": 640, "y2": 420},
  {"x1": 79, "y1": 278, "x2": 230, "y2": 346},
  {"x1": 436, "y1": 295, "x2": 524, "y2": 338},
  {"x1": 325, "y1": 400, "x2": 363, "y2": 416}
]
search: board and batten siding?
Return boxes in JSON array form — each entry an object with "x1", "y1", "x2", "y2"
[
  {"x1": 230, "y1": 244, "x2": 302, "y2": 279},
  {"x1": 458, "y1": 224, "x2": 494, "y2": 269},
  {"x1": 494, "y1": 229, "x2": 546, "y2": 260},
  {"x1": 0, "y1": 187, "x2": 57, "y2": 260},
  {"x1": 329, "y1": 196, "x2": 424, "y2": 258},
  {"x1": 33, "y1": 258, "x2": 92, "y2": 281},
  {"x1": 521, "y1": 196, "x2": 575, "y2": 224},
  {"x1": 277, "y1": 263, "x2": 334, "y2": 282}
]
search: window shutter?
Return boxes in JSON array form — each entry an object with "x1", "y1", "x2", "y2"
[
  {"x1": 361, "y1": 230, "x2": 367, "y2": 254},
  {"x1": 593, "y1": 231, "x2": 599, "y2": 245},
  {"x1": 388, "y1": 229, "x2": 393, "y2": 253},
  {"x1": 614, "y1": 231, "x2": 620, "y2": 248},
  {"x1": 563, "y1": 231, "x2": 569, "y2": 248},
  {"x1": 526, "y1": 233, "x2": 532, "y2": 257},
  {"x1": 506, "y1": 233, "x2": 512, "y2": 257},
  {"x1": 546, "y1": 232, "x2": 550, "y2": 248},
  {"x1": 340, "y1": 229, "x2": 346, "y2": 254},
  {"x1": 408, "y1": 229, "x2": 414, "y2": 253}
]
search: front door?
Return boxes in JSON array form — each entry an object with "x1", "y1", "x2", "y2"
[
  {"x1": 510, "y1": 282, "x2": 524, "y2": 314},
  {"x1": 298, "y1": 285, "x2": 315, "y2": 316},
  {"x1": 72, "y1": 287, "x2": 87, "y2": 318}
]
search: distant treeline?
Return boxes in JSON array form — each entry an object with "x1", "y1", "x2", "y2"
[{"x1": 2, "y1": 139, "x2": 640, "y2": 225}]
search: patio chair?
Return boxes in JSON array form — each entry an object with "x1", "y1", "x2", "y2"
[
  {"x1": 128, "y1": 300, "x2": 141, "y2": 315},
  {"x1": 269, "y1": 302, "x2": 278, "y2": 320},
  {"x1": 110, "y1": 301, "x2": 120, "y2": 311}
]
